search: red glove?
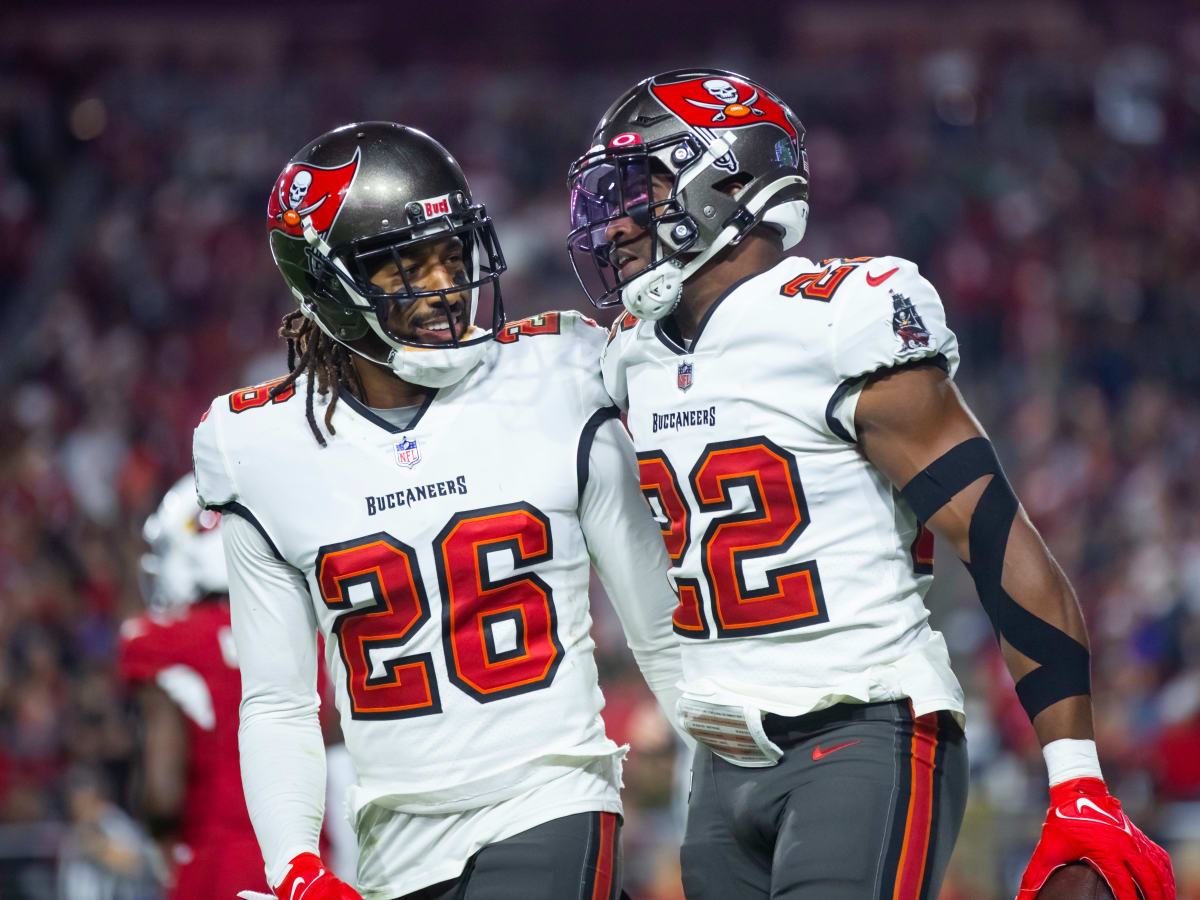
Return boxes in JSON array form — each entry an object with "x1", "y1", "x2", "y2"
[
  {"x1": 270, "y1": 853, "x2": 362, "y2": 900},
  {"x1": 1017, "y1": 777, "x2": 1174, "y2": 900}
]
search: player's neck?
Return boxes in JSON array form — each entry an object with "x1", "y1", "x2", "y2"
[
  {"x1": 674, "y1": 232, "x2": 784, "y2": 340},
  {"x1": 349, "y1": 354, "x2": 432, "y2": 408}
]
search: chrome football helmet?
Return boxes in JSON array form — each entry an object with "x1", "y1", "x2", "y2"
[
  {"x1": 567, "y1": 69, "x2": 808, "y2": 320},
  {"x1": 268, "y1": 122, "x2": 507, "y2": 387},
  {"x1": 139, "y1": 475, "x2": 227, "y2": 611}
]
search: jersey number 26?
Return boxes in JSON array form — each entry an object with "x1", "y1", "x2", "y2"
[{"x1": 315, "y1": 502, "x2": 562, "y2": 720}]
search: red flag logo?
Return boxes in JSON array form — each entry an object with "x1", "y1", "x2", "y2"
[
  {"x1": 267, "y1": 148, "x2": 360, "y2": 237},
  {"x1": 649, "y1": 76, "x2": 798, "y2": 151}
]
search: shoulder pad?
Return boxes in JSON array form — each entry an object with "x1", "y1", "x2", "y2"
[
  {"x1": 192, "y1": 398, "x2": 238, "y2": 510},
  {"x1": 494, "y1": 309, "x2": 601, "y2": 346},
  {"x1": 193, "y1": 375, "x2": 308, "y2": 510},
  {"x1": 828, "y1": 257, "x2": 960, "y2": 382},
  {"x1": 598, "y1": 311, "x2": 640, "y2": 412}
]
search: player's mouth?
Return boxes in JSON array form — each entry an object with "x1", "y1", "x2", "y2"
[
  {"x1": 612, "y1": 248, "x2": 645, "y2": 279},
  {"x1": 410, "y1": 305, "x2": 467, "y2": 344}
]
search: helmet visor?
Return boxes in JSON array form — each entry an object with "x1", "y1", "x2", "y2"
[{"x1": 566, "y1": 143, "x2": 695, "y2": 309}]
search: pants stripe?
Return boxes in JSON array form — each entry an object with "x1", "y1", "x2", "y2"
[
  {"x1": 584, "y1": 812, "x2": 618, "y2": 900},
  {"x1": 891, "y1": 709, "x2": 941, "y2": 900}
]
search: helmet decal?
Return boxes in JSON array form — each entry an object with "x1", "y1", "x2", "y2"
[
  {"x1": 267, "y1": 147, "x2": 360, "y2": 238},
  {"x1": 648, "y1": 75, "x2": 799, "y2": 152}
]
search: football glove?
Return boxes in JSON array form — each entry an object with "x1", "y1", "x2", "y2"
[
  {"x1": 1017, "y1": 777, "x2": 1174, "y2": 900},
  {"x1": 238, "y1": 852, "x2": 363, "y2": 900}
]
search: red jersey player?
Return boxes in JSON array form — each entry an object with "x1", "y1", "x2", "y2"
[{"x1": 118, "y1": 474, "x2": 269, "y2": 899}]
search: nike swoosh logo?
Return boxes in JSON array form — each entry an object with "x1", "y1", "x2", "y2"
[
  {"x1": 865, "y1": 266, "x2": 898, "y2": 287},
  {"x1": 1054, "y1": 799, "x2": 1131, "y2": 834},
  {"x1": 289, "y1": 877, "x2": 306, "y2": 900},
  {"x1": 812, "y1": 740, "x2": 860, "y2": 760}
]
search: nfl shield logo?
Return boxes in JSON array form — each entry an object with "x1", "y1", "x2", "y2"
[
  {"x1": 394, "y1": 436, "x2": 421, "y2": 469},
  {"x1": 677, "y1": 362, "x2": 693, "y2": 392}
]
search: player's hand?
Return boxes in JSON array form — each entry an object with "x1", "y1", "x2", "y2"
[
  {"x1": 1017, "y1": 777, "x2": 1174, "y2": 900},
  {"x1": 244, "y1": 852, "x2": 363, "y2": 900}
]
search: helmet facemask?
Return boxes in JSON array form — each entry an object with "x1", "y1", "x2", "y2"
[
  {"x1": 305, "y1": 194, "x2": 505, "y2": 354},
  {"x1": 296, "y1": 197, "x2": 508, "y2": 387},
  {"x1": 567, "y1": 135, "x2": 702, "y2": 314}
]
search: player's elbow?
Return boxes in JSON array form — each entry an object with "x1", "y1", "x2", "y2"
[{"x1": 239, "y1": 687, "x2": 321, "y2": 729}]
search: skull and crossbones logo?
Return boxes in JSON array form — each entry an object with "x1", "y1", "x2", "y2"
[
  {"x1": 685, "y1": 79, "x2": 767, "y2": 123},
  {"x1": 278, "y1": 169, "x2": 328, "y2": 227}
]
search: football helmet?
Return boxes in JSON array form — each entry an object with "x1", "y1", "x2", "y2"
[
  {"x1": 268, "y1": 122, "x2": 507, "y2": 387},
  {"x1": 139, "y1": 475, "x2": 227, "y2": 611},
  {"x1": 567, "y1": 69, "x2": 809, "y2": 320}
]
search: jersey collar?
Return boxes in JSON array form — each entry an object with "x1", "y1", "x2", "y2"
[
  {"x1": 654, "y1": 270, "x2": 761, "y2": 356},
  {"x1": 336, "y1": 384, "x2": 438, "y2": 434}
]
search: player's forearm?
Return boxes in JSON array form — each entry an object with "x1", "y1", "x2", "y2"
[
  {"x1": 930, "y1": 505, "x2": 1095, "y2": 744},
  {"x1": 239, "y1": 699, "x2": 327, "y2": 886},
  {"x1": 579, "y1": 417, "x2": 686, "y2": 732}
]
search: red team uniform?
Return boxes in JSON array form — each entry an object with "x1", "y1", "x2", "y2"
[{"x1": 119, "y1": 600, "x2": 270, "y2": 899}]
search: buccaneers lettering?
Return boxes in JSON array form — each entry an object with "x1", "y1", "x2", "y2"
[
  {"x1": 365, "y1": 476, "x2": 469, "y2": 516},
  {"x1": 651, "y1": 407, "x2": 718, "y2": 434}
]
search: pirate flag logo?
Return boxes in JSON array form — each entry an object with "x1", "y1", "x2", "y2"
[
  {"x1": 267, "y1": 147, "x2": 360, "y2": 238},
  {"x1": 891, "y1": 290, "x2": 931, "y2": 352},
  {"x1": 648, "y1": 75, "x2": 800, "y2": 174}
]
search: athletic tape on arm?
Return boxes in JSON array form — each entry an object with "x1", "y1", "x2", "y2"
[{"x1": 899, "y1": 437, "x2": 1090, "y2": 719}]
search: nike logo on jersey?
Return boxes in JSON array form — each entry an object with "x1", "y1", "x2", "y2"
[
  {"x1": 812, "y1": 739, "x2": 860, "y2": 760},
  {"x1": 865, "y1": 266, "x2": 899, "y2": 287},
  {"x1": 289, "y1": 876, "x2": 308, "y2": 900},
  {"x1": 1054, "y1": 798, "x2": 1132, "y2": 834}
]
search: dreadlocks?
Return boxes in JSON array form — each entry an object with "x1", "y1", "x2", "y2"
[{"x1": 267, "y1": 310, "x2": 365, "y2": 447}]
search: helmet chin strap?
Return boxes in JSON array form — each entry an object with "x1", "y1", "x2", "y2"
[
  {"x1": 300, "y1": 219, "x2": 490, "y2": 389},
  {"x1": 619, "y1": 176, "x2": 808, "y2": 323}
]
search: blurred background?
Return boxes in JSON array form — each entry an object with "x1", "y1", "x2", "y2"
[{"x1": 2, "y1": 1, "x2": 1199, "y2": 897}]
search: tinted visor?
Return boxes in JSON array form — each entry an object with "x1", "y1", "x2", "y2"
[
  {"x1": 569, "y1": 155, "x2": 653, "y2": 256},
  {"x1": 566, "y1": 141, "x2": 695, "y2": 310}
]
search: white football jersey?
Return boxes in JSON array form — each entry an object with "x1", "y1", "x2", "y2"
[
  {"x1": 602, "y1": 256, "x2": 966, "y2": 723},
  {"x1": 194, "y1": 311, "x2": 664, "y2": 827}
]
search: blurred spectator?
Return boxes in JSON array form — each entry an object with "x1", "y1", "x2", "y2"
[{"x1": 56, "y1": 766, "x2": 163, "y2": 900}]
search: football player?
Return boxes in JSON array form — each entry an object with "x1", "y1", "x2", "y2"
[
  {"x1": 118, "y1": 475, "x2": 270, "y2": 899},
  {"x1": 197, "y1": 122, "x2": 683, "y2": 900},
  {"x1": 567, "y1": 69, "x2": 1174, "y2": 900}
]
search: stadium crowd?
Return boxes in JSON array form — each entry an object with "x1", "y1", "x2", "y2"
[{"x1": 1, "y1": 4, "x2": 1198, "y2": 897}]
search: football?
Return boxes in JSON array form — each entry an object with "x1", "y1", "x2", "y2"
[{"x1": 1037, "y1": 863, "x2": 1114, "y2": 899}]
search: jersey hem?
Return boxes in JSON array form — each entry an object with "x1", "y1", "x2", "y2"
[{"x1": 355, "y1": 798, "x2": 623, "y2": 900}]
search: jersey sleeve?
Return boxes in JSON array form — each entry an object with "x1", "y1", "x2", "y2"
[
  {"x1": 223, "y1": 512, "x2": 325, "y2": 887},
  {"x1": 192, "y1": 400, "x2": 238, "y2": 510},
  {"x1": 577, "y1": 416, "x2": 688, "y2": 743},
  {"x1": 826, "y1": 257, "x2": 961, "y2": 441},
  {"x1": 554, "y1": 309, "x2": 614, "y2": 416},
  {"x1": 598, "y1": 316, "x2": 631, "y2": 412}
]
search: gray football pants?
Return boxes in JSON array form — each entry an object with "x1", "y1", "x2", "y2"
[
  {"x1": 392, "y1": 811, "x2": 624, "y2": 900},
  {"x1": 681, "y1": 700, "x2": 968, "y2": 900}
]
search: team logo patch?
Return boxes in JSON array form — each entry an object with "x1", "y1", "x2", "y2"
[
  {"x1": 677, "y1": 361, "x2": 694, "y2": 392},
  {"x1": 891, "y1": 290, "x2": 931, "y2": 352},
  {"x1": 394, "y1": 436, "x2": 421, "y2": 469},
  {"x1": 649, "y1": 75, "x2": 799, "y2": 150},
  {"x1": 267, "y1": 147, "x2": 360, "y2": 237}
]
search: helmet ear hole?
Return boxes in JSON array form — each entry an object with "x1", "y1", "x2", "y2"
[{"x1": 711, "y1": 173, "x2": 751, "y2": 197}]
